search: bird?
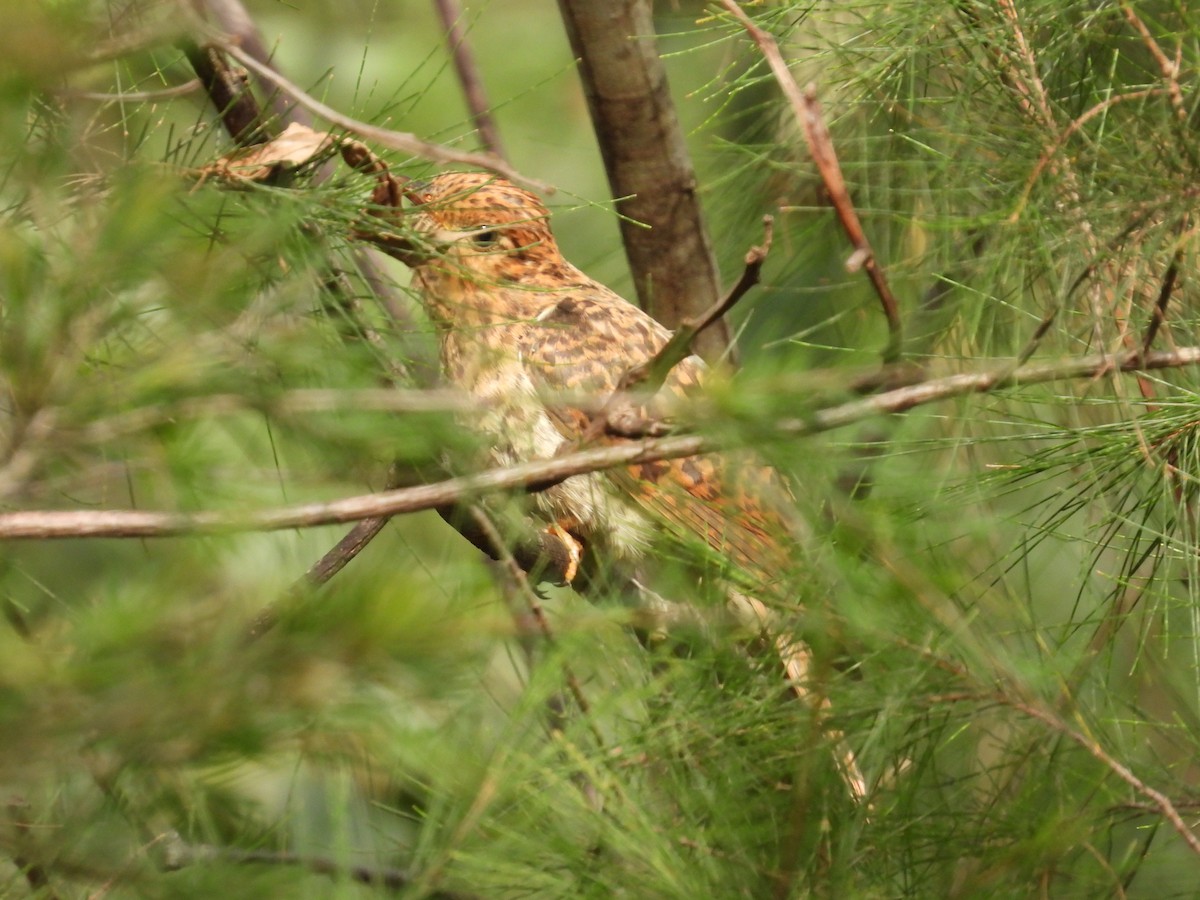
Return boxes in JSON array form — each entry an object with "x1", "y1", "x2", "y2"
[{"x1": 389, "y1": 170, "x2": 865, "y2": 801}]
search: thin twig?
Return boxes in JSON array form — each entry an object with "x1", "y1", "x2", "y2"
[
  {"x1": 7, "y1": 346, "x2": 1200, "y2": 540},
  {"x1": 1004, "y1": 698, "x2": 1200, "y2": 857},
  {"x1": 211, "y1": 39, "x2": 550, "y2": 193},
  {"x1": 1010, "y1": 88, "x2": 1165, "y2": 222},
  {"x1": 912, "y1": 642, "x2": 1200, "y2": 860},
  {"x1": 432, "y1": 0, "x2": 505, "y2": 158},
  {"x1": 719, "y1": 0, "x2": 903, "y2": 361},
  {"x1": 246, "y1": 512, "x2": 394, "y2": 639},
  {"x1": 57, "y1": 80, "x2": 202, "y2": 102},
  {"x1": 1141, "y1": 250, "x2": 1182, "y2": 359},
  {"x1": 589, "y1": 215, "x2": 774, "y2": 440},
  {"x1": 616, "y1": 216, "x2": 773, "y2": 400}
]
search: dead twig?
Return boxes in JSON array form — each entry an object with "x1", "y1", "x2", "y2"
[
  {"x1": 719, "y1": 0, "x2": 902, "y2": 361},
  {"x1": 617, "y1": 216, "x2": 772, "y2": 399},
  {"x1": 1120, "y1": 2, "x2": 1187, "y2": 122},
  {"x1": 1141, "y1": 246, "x2": 1183, "y2": 359},
  {"x1": 56, "y1": 80, "x2": 202, "y2": 102},
  {"x1": 210, "y1": 38, "x2": 551, "y2": 193},
  {"x1": 591, "y1": 215, "x2": 773, "y2": 440},
  {"x1": 1007, "y1": 698, "x2": 1200, "y2": 858},
  {"x1": 180, "y1": 39, "x2": 269, "y2": 145},
  {"x1": 8, "y1": 346, "x2": 1200, "y2": 540},
  {"x1": 1009, "y1": 88, "x2": 1166, "y2": 222},
  {"x1": 246, "y1": 512, "x2": 395, "y2": 639}
]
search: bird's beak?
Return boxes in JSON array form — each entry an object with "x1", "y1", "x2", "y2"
[{"x1": 354, "y1": 178, "x2": 447, "y2": 268}]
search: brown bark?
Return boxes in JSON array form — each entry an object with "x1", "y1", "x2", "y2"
[{"x1": 556, "y1": 0, "x2": 732, "y2": 361}]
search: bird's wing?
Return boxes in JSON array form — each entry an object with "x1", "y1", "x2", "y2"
[{"x1": 519, "y1": 288, "x2": 795, "y2": 586}]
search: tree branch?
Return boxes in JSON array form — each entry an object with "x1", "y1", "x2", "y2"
[
  {"x1": 433, "y1": 0, "x2": 506, "y2": 158},
  {"x1": 192, "y1": 0, "x2": 311, "y2": 127},
  {"x1": 6, "y1": 347, "x2": 1200, "y2": 540},
  {"x1": 615, "y1": 215, "x2": 773, "y2": 401},
  {"x1": 1003, "y1": 697, "x2": 1200, "y2": 858},
  {"x1": 556, "y1": 0, "x2": 731, "y2": 359},
  {"x1": 591, "y1": 215, "x2": 773, "y2": 441},
  {"x1": 719, "y1": 0, "x2": 903, "y2": 361}
]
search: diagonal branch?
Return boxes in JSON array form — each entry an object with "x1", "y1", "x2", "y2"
[
  {"x1": 590, "y1": 216, "x2": 774, "y2": 441},
  {"x1": 719, "y1": 0, "x2": 903, "y2": 361},
  {"x1": 6, "y1": 347, "x2": 1200, "y2": 540},
  {"x1": 212, "y1": 39, "x2": 550, "y2": 193},
  {"x1": 1004, "y1": 696, "x2": 1200, "y2": 858},
  {"x1": 616, "y1": 216, "x2": 773, "y2": 400}
]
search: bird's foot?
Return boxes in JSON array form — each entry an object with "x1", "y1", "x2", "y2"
[{"x1": 544, "y1": 521, "x2": 584, "y2": 584}]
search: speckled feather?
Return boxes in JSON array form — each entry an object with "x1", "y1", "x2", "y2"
[
  {"x1": 403, "y1": 173, "x2": 871, "y2": 802},
  {"x1": 407, "y1": 171, "x2": 793, "y2": 586}
]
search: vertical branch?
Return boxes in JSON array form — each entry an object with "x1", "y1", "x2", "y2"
[
  {"x1": 556, "y1": 0, "x2": 732, "y2": 361},
  {"x1": 432, "y1": 0, "x2": 506, "y2": 158}
]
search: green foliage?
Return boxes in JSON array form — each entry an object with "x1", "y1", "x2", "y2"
[{"x1": 3, "y1": 1, "x2": 1200, "y2": 897}]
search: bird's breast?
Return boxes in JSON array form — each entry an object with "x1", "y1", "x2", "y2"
[{"x1": 463, "y1": 362, "x2": 655, "y2": 560}]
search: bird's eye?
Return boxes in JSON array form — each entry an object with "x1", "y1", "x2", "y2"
[{"x1": 472, "y1": 228, "x2": 499, "y2": 247}]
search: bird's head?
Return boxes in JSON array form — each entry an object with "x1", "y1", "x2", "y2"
[{"x1": 404, "y1": 171, "x2": 564, "y2": 284}]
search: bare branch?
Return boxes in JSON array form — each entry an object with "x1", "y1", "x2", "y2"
[
  {"x1": 591, "y1": 216, "x2": 775, "y2": 441},
  {"x1": 192, "y1": 0, "x2": 310, "y2": 127},
  {"x1": 719, "y1": 1, "x2": 903, "y2": 361},
  {"x1": 246, "y1": 513, "x2": 395, "y2": 640},
  {"x1": 618, "y1": 216, "x2": 772, "y2": 401},
  {"x1": 1010, "y1": 88, "x2": 1166, "y2": 221},
  {"x1": 6, "y1": 347, "x2": 1200, "y2": 540},
  {"x1": 56, "y1": 80, "x2": 202, "y2": 102},
  {"x1": 211, "y1": 39, "x2": 551, "y2": 193},
  {"x1": 180, "y1": 39, "x2": 269, "y2": 145},
  {"x1": 1142, "y1": 246, "x2": 1183, "y2": 358},
  {"x1": 1007, "y1": 699, "x2": 1200, "y2": 857},
  {"x1": 433, "y1": 0, "x2": 506, "y2": 158},
  {"x1": 557, "y1": 0, "x2": 731, "y2": 359}
]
